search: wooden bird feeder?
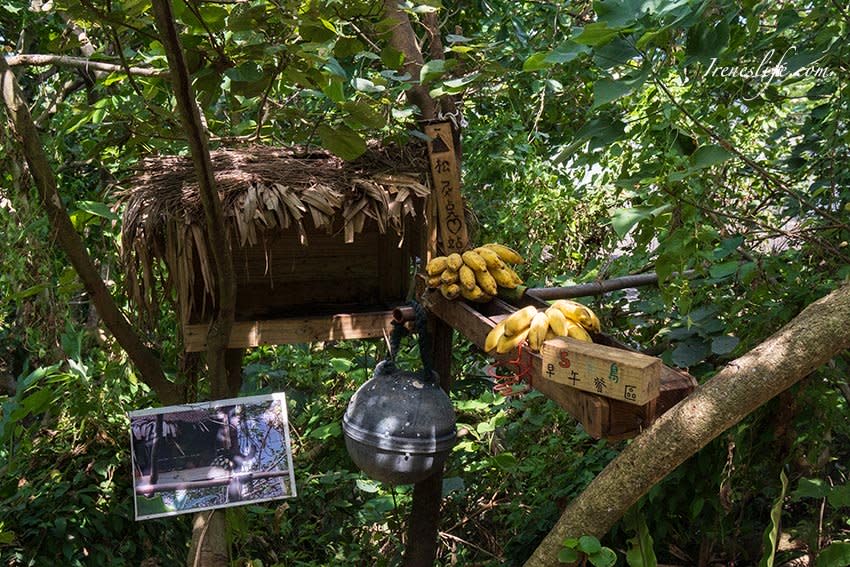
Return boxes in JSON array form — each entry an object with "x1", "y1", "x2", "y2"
[
  {"x1": 121, "y1": 145, "x2": 430, "y2": 351},
  {"x1": 120, "y1": 136, "x2": 694, "y2": 441}
]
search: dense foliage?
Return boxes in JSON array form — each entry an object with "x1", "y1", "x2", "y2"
[{"x1": 1, "y1": 0, "x2": 848, "y2": 565}]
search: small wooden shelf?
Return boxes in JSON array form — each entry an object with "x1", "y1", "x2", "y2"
[
  {"x1": 183, "y1": 307, "x2": 401, "y2": 352},
  {"x1": 421, "y1": 291, "x2": 697, "y2": 440}
]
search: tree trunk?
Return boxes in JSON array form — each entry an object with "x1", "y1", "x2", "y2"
[
  {"x1": 523, "y1": 282, "x2": 850, "y2": 566},
  {"x1": 150, "y1": 2, "x2": 238, "y2": 565},
  {"x1": 0, "y1": 57, "x2": 179, "y2": 404}
]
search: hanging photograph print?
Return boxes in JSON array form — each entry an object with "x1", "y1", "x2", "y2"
[{"x1": 129, "y1": 393, "x2": 296, "y2": 520}]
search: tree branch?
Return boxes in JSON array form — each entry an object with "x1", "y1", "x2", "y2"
[
  {"x1": 150, "y1": 0, "x2": 236, "y2": 391},
  {"x1": 0, "y1": 58, "x2": 179, "y2": 404},
  {"x1": 524, "y1": 281, "x2": 850, "y2": 565},
  {"x1": 5, "y1": 54, "x2": 169, "y2": 77},
  {"x1": 381, "y1": 0, "x2": 436, "y2": 119},
  {"x1": 150, "y1": 3, "x2": 237, "y2": 566},
  {"x1": 652, "y1": 75, "x2": 849, "y2": 231}
]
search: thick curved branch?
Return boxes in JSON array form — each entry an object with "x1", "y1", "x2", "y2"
[
  {"x1": 524, "y1": 281, "x2": 850, "y2": 566},
  {"x1": 0, "y1": 58, "x2": 178, "y2": 403},
  {"x1": 6, "y1": 54, "x2": 169, "y2": 77}
]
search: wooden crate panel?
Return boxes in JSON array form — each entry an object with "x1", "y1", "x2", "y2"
[{"x1": 189, "y1": 224, "x2": 410, "y2": 323}]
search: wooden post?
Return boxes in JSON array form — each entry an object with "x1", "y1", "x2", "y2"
[{"x1": 403, "y1": 317, "x2": 453, "y2": 567}]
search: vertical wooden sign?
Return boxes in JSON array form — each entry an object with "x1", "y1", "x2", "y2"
[{"x1": 425, "y1": 122, "x2": 468, "y2": 253}]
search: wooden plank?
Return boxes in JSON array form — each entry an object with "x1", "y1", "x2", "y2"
[
  {"x1": 425, "y1": 122, "x2": 468, "y2": 253},
  {"x1": 540, "y1": 337, "x2": 661, "y2": 406},
  {"x1": 184, "y1": 310, "x2": 397, "y2": 351}
]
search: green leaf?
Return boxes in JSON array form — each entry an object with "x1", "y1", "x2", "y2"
[
  {"x1": 491, "y1": 452, "x2": 517, "y2": 471},
  {"x1": 76, "y1": 200, "x2": 119, "y2": 221},
  {"x1": 547, "y1": 42, "x2": 591, "y2": 64},
  {"x1": 308, "y1": 422, "x2": 341, "y2": 440},
  {"x1": 380, "y1": 46, "x2": 405, "y2": 68},
  {"x1": 827, "y1": 485, "x2": 850, "y2": 508},
  {"x1": 441, "y1": 476, "x2": 465, "y2": 497},
  {"x1": 690, "y1": 145, "x2": 733, "y2": 169},
  {"x1": 610, "y1": 204, "x2": 671, "y2": 239},
  {"x1": 758, "y1": 469, "x2": 788, "y2": 567},
  {"x1": 671, "y1": 340, "x2": 710, "y2": 367},
  {"x1": 817, "y1": 542, "x2": 850, "y2": 567},
  {"x1": 558, "y1": 547, "x2": 580, "y2": 563},
  {"x1": 316, "y1": 125, "x2": 367, "y2": 161},
  {"x1": 686, "y1": 19, "x2": 729, "y2": 60},
  {"x1": 523, "y1": 52, "x2": 552, "y2": 72},
  {"x1": 588, "y1": 548, "x2": 617, "y2": 567},
  {"x1": 594, "y1": 0, "x2": 647, "y2": 28},
  {"x1": 593, "y1": 78, "x2": 637, "y2": 108},
  {"x1": 420, "y1": 59, "x2": 446, "y2": 84},
  {"x1": 791, "y1": 478, "x2": 828, "y2": 500},
  {"x1": 711, "y1": 335, "x2": 739, "y2": 355},
  {"x1": 351, "y1": 78, "x2": 385, "y2": 93},
  {"x1": 624, "y1": 506, "x2": 657, "y2": 567},
  {"x1": 574, "y1": 23, "x2": 620, "y2": 47},
  {"x1": 355, "y1": 478, "x2": 380, "y2": 493},
  {"x1": 329, "y1": 357, "x2": 353, "y2": 373},
  {"x1": 323, "y1": 79, "x2": 345, "y2": 103},
  {"x1": 578, "y1": 535, "x2": 602, "y2": 554},
  {"x1": 709, "y1": 261, "x2": 739, "y2": 279}
]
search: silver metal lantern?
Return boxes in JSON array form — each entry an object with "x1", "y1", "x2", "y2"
[{"x1": 342, "y1": 360, "x2": 456, "y2": 485}]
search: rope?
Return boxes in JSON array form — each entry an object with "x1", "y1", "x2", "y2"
[
  {"x1": 386, "y1": 301, "x2": 435, "y2": 383},
  {"x1": 486, "y1": 341, "x2": 534, "y2": 397}
]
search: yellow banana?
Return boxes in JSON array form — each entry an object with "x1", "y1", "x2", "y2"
[
  {"x1": 527, "y1": 311, "x2": 551, "y2": 352},
  {"x1": 544, "y1": 307, "x2": 570, "y2": 337},
  {"x1": 496, "y1": 327, "x2": 530, "y2": 354},
  {"x1": 462, "y1": 250, "x2": 488, "y2": 272},
  {"x1": 503, "y1": 305, "x2": 538, "y2": 337},
  {"x1": 475, "y1": 269, "x2": 499, "y2": 296},
  {"x1": 507, "y1": 266, "x2": 523, "y2": 286},
  {"x1": 551, "y1": 299, "x2": 600, "y2": 333},
  {"x1": 440, "y1": 283, "x2": 460, "y2": 300},
  {"x1": 484, "y1": 321, "x2": 506, "y2": 353},
  {"x1": 490, "y1": 265, "x2": 520, "y2": 289},
  {"x1": 566, "y1": 321, "x2": 592, "y2": 342},
  {"x1": 447, "y1": 253, "x2": 463, "y2": 271},
  {"x1": 461, "y1": 285, "x2": 492, "y2": 303},
  {"x1": 458, "y1": 265, "x2": 477, "y2": 291},
  {"x1": 473, "y1": 247, "x2": 507, "y2": 270},
  {"x1": 426, "y1": 275, "x2": 442, "y2": 288},
  {"x1": 440, "y1": 268, "x2": 459, "y2": 285},
  {"x1": 426, "y1": 256, "x2": 448, "y2": 276},
  {"x1": 545, "y1": 329, "x2": 558, "y2": 341},
  {"x1": 483, "y1": 243, "x2": 525, "y2": 264}
]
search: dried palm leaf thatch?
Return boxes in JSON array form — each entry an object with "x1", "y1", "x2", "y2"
[{"x1": 119, "y1": 145, "x2": 429, "y2": 326}]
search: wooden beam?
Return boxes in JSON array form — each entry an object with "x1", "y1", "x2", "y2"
[{"x1": 183, "y1": 310, "x2": 397, "y2": 351}]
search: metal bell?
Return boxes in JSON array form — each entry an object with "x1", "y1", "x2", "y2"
[{"x1": 342, "y1": 360, "x2": 456, "y2": 484}]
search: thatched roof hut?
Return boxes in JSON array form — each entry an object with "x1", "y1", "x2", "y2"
[{"x1": 120, "y1": 145, "x2": 430, "y2": 332}]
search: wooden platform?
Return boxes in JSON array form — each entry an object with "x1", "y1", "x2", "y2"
[
  {"x1": 421, "y1": 291, "x2": 697, "y2": 440},
  {"x1": 183, "y1": 307, "x2": 399, "y2": 352}
]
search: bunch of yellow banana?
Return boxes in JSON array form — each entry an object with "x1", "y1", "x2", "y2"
[
  {"x1": 484, "y1": 299, "x2": 601, "y2": 354},
  {"x1": 425, "y1": 243, "x2": 524, "y2": 302}
]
